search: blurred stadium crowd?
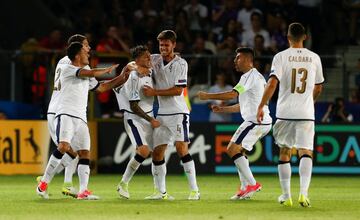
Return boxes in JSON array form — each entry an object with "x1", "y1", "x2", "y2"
[{"x1": 0, "y1": 0, "x2": 359, "y2": 122}]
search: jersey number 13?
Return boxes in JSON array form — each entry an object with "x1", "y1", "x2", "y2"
[{"x1": 291, "y1": 68, "x2": 308, "y2": 94}]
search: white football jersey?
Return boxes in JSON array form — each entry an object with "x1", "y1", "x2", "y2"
[
  {"x1": 114, "y1": 70, "x2": 154, "y2": 114},
  {"x1": 233, "y1": 68, "x2": 272, "y2": 124},
  {"x1": 47, "y1": 56, "x2": 98, "y2": 114},
  {"x1": 270, "y1": 48, "x2": 324, "y2": 120},
  {"x1": 151, "y1": 54, "x2": 189, "y2": 115},
  {"x1": 55, "y1": 63, "x2": 92, "y2": 122}
]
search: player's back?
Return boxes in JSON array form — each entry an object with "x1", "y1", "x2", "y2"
[
  {"x1": 55, "y1": 63, "x2": 90, "y2": 122},
  {"x1": 151, "y1": 54, "x2": 189, "y2": 115},
  {"x1": 270, "y1": 48, "x2": 324, "y2": 120},
  {"x1": 47, "y1": 56, "x2": 71, "y2": 114}
]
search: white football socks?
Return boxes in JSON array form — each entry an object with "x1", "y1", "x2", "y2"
[
  {"x1": 299, "y1": 157, "x2": 312, "y2": 197},
  {"x1": 78, "y1": 164, "x2": 90, "y2": 192},
  {"x1": 122, "y1": 157, "x2": 141, "y2": 184},
  {"x1": 278, "y1": 163, "x2": 292, "y2": 198},
  {"x1": 183, "y1": 160, "x2": 199, "y2": 191},
  {"x1": 153, "y1": 162, "x2": 166, "y2": 194},
  {"x1": 64, "y1": 156, "x2": 78, "y2": 183},
  {"x1": 234, "y1": 156, "x2": 256, "y2": 185}
]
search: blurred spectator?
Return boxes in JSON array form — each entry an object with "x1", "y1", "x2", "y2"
[
  {"x1": 217, "y1": 36, "x2": 238, "y2": 83},
  {"x1": 188, "y1": 36, "x2": 214, "y2": 85},
  {"x1": 183, "y1": 0, "x2": 209, "y2": 32},
  {"x1": 160, "y1": 0, "x2": 180, "y2": 29},
  {"x1": 296, "y1": 0, "x2": 322, "y2": 50},
  {"x1": 0, "y1": 111, "x2": 7, "y2": 120},
  {"x1": 39, "y1": 29, "x2": 66, "y2": 51},
  {"x1": 241, "y1": 12, "x2": 271, "y2": 48},
  {"x1": 134, "y1": 0, "x2": 158, "y2": 22},
  {"x1": 269, "y1": 14, "x2": 288, "y2": 52},
  {"x1": 175, "y1": 10, "x2": 193, "y2": 45},
  {"x1": 253, "y1": 34, "x2": 273, "y2": 74},
  {"x1": 208, "y1": 73, "x2": 235, "y2": 122},
  {"x1": 96, "y1": 26, "x2": 130, "y2": 53},
  {"x1": 236, "y1": 0, "x2": 262, "y2": 31},
  {"x1": 322, "y1": 97, "x2": 354, "y2": 123},
  {"x1": 218, "y1": 19, "x2": 243, "y2": 43},
  {"x1": 133, "y1": 15, "x2": 159, "y2": 44},
  {"x1": 343, "y1": 0, "x2": 360, "y2": 45},
  {"x1": 212, "y1": 0, "x2": 239, "y2": 35}
]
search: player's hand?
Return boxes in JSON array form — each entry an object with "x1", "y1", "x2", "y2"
[
  {"x1": 256, "y1": 106, "x2": 264, "y2": 124},
  {"x1": 211, "y1": 105, "x2": 223, "y2": 113},
  {"x1": 107, "y1": 64, "x2": 119, "y2": 73},
  {"x1": 197, "y1": 91, "x2": 208, "y2": 100},
  {"x1": 150, "y1": 118, "x2": 160, "y2": 128},
  {"x1": 143, "y1": 85, "x2": 156, "y2": 96}
]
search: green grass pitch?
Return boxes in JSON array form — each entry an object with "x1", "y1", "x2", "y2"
[{"x1": 0, "y1": 175, "x2": 359, "y2": 220}]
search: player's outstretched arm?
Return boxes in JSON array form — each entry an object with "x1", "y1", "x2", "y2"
[
  {"x1": 197, "y1": 90, "x2": 237, "y2": 101},
  {"x1": 143, "y1": 85, "x2": 183, "y2": 97},
  {"x1": 96, "y1": 63, "x2": 135, "y2": 92},
  {"x1": 212, "y1": 103, "x2": 240, "y2": 113},
  {"x1": 130, "y1": 101, "x2": 160, "y2": 128},
  {"x1": 78, "y1": 64, "x2": 119, "y2": 78},
  {"x1": 257, "y1": 76, "x2": 278, "y2": 123}
]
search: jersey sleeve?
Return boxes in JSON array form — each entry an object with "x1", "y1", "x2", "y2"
[
  {"x1": 233, "y1": 73, "x2": 255, "y2": 94},
  {"x1": 128, "y1": 72, "x2": 140, "y2": 101},
  {"x1": 315, "y1": 55, "x2": 325, "y2": 84},
  {"x1": 174, "y1": 60, "x2": 188, "y2": 87},
  {"x1": 62, "y1": 64, "x2": 81, "y2": 78},
  {"x1": 89, "y1": 77, "x2": 100, "y2": 91},
  {"x1": 269, "y1": 54, "x2": 282, "y2": 81}
]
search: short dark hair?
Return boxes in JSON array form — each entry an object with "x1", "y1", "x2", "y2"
[
  {"x1": 130, "y1": 45, "x2": 149, "y2": 60},
  {"x1": 235, "y1": 47, "x2": 255, "y2": 61},
  {"x1": 67, "y1": 34, "x2": 86, "y2": 45},
  {"x1": 157, "y1": 30, "x2": 177, "y2": 42},
  {"x1": 288, "y1": 22, "x2": 306, "y2": 42},
  {"x1": 67, "y1": 42, "x2": 83, "y2": 61}
]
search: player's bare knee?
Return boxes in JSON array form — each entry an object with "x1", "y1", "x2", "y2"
[
  {"x1": 136, "y1": 145, "x2": 150, "y2": 158},
  {"x1": 279, "y1": 149, "x2": 291, "y2": 162},
  {"x1": 77, "y1": 150, "x2": 90, "y2": 159},
  {"x1": 152, "y1": 146, "x2": 165, "y2": 161},
  {"x1": 298, "y1": 149, "x2": 313, "y2": 159},
  {"x1": 175, "y1": 142, "x2": 189, "y2": 157},
  {"x1": 226, "y1": 142, "x2": 242, "y2": 157}
]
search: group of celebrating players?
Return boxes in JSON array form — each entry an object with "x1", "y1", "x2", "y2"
[{"x1": 36, "y1": 22, "x2": 324, "y2": 208}]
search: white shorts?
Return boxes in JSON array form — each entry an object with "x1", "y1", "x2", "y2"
[
  {"x1": 47, "y1": 113, "x2": 57, "y2": 145},
  {"x1": 231, "y1": 121, "x2": 271, "y2": 151},
  {"x1": 54, "y1": 114, "x2": 90, "y2": 151},
  {"x1": 153, "y1": 114, "x2": 190, "y2": 147},
  {"x1": 273, "y1": 120, "x2": 314, "y2": 150},
  {"x1": 124, "y1": 112, "x2": 153, "y2": 149}
]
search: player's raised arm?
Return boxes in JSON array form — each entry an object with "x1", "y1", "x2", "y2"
[
  {"x1": 96, "y1": 63, "x2": 136, "y2": 92},
  {"x1": 257, "y1": 76, "x2": 278, "y2": 123}
]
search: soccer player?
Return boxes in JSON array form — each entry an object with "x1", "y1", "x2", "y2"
[
  {"x1": 197, "y1": 47, "x2": 272, "y2": 200},
  {"x1": 43, "y1": 34, "x2": 132, "y2": 198},
  {"x1": 114, "y1": 45, "x2": 160, "y2": 199},
  {"x1": 257, "y1": 22, "x2": 324, "y2": 207},
  {"x1": 143, "y1": 30, "x2": 200, "y2": 200},
  {"x1": 36, "y1": 42, "x2": 125, "y2": 200}
]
